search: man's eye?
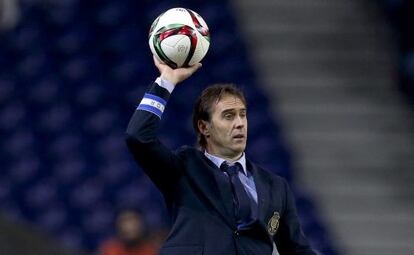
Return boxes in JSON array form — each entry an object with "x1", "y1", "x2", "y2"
[{"x1": 224, "y1": 114, "x2": 233, "y2": 119}]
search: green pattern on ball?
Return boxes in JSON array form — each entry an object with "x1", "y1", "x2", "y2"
[
  {"x1": 152, "y1": 24, "x2": 189, "y2": 69},
  {"x1": 149, "y1": 14, "x2": 162, "y2": 39}
]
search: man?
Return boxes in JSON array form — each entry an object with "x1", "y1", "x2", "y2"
[
  {"x1": 125, "y1": 57, "x2": 316, "y2": 255},
  {"x1": 100, "y1": 210, "x2": 159, "y2": 255}
]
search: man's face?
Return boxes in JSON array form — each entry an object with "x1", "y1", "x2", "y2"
[
  {"x1": 117, "y1": 212, "x2": 143, "y2": 243},
  {"x1": 204, "y1": 94, "x2": 247, "y2": 159}
]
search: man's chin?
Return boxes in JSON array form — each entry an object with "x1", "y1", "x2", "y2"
[{"x1": 231, "y1": 144, "x2": 246, "y2": 155}]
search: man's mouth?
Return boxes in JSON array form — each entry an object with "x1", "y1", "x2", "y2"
[{"x1": 233, "y1": 134, "x2": 245, "y2": 139}]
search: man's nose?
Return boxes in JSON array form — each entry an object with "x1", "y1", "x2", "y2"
[{"x1": 234, "y1": 116, "x2": 244, "y2": 128}]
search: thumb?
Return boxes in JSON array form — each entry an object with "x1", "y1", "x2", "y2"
[{"x1": 188, "y1": 62, "x2": 202, "y2": 73}]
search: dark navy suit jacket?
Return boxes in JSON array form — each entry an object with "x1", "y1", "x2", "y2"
[{"x1": 125, "y1": 82, "x2": 316, "y2": 255}]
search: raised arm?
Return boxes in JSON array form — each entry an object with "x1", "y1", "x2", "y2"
[{"x1": 125, "y1": 57, "x2": 201, "y2": 193}]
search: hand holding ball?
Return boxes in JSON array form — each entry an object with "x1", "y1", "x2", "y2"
[{"x1": 149, "y1": 8, "x2": 210, "y2": 69}]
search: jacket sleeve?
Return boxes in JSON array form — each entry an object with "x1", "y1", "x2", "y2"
[
  {"x1": 274, "y1": 180, "x2": 317, "y2": 255},
  {"x1": 125, "y1": 81, "x2": 183, "y2": 194}
]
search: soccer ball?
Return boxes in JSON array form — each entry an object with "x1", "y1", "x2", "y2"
[{"x1": 149, "y1": 7, "x2": 210, "y2": 69}]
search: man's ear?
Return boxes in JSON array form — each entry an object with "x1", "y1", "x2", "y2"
[{"x1": 197, "y1": 120, "x2": 210, "y2": 137}]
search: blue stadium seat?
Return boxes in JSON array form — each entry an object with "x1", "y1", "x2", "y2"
[
  {"x1": 82, "y1": 203, "x2": 114, "y2": 235},
  {"x1": 25, "y1": 179, "x2": 58, "y2": 210},
  {"x1": 58, "y1": 226, "x2": 84, "y2": 250},
  {"x1": 8, "y1": 156, "x2": 39, "y2": 185},
  {"x1": 60, "y1": 55, "x2": 100, "y2": 82},
  {"x1": 72, "y1": 82, "x2": 106, "y2": 111},
  {"x1": 99, "y1": 159, "x2": 136, "y2": 186},
  {"x1": 69, "y1": 179, "x2": 103, "y2": 210},
  {"x1": 82, "y1": 109, "x2": 118, "y2": 136},
  {"x1": 45, "y1": 4, "x2": 77, "y2": 28},
  {"x1": 0, "y1": 102, "x2": 26, "y2": 131},
  {"x1": 27, "y1": 77, "x2": 61, "y2": 105},
  {"x1": 115, "y1": 180, "x2": 150, "y2": 210},
  {"x1": 55, "y1": 28, "x2": 91, "y2": 55},
  {"x1": 53, "y1": 158, "x2": 86, "y2": 185},
  {"x1": 8, "y1": 25, "x2": 43, "y2": 53},
  {"x1": 96, "y1": 1, "x2": 129, "y2": 28},
  {"x1": 35, "y1": 203, "x2": 68, "y2": 233},
  {"x1": 0, "y1": 177, "x2": 12, "y2": 205},
  {"x1": 38, "y1": 104, "x2": 72, "y2": 133}
]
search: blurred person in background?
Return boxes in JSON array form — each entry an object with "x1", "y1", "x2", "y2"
[{"x1": 99, "y1": 209, "x2": 158, "y2": 255}]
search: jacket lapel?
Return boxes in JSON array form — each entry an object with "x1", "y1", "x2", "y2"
[
  {"x1": 247, "y1": 159, "x2": 271, "y2": 224},
  {"x1": 186, "y1": 151, "x2": 236, "y2": 227},
  {"x1": 211, "y1": 165, "x2": 237, "y2": 225}
]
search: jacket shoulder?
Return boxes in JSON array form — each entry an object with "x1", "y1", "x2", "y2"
[
  {"x1": 174, "y1": 145, "x2": 202, "y2": 158},
  {"x1": 249, "y1": 160, "x2": 288, "y2": 186}
]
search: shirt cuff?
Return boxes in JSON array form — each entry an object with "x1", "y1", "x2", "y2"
[{"x1": 155, "y1": 77, "x2": 175, "y2": 94}]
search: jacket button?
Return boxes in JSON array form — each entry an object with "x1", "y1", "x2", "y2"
[{"x1": 234, "y1": 230, "x2": 239, "y2": 236}]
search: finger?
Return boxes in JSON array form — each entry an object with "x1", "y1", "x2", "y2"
[
  {"x1": 153, "y1": 55, "x2": 161, "y2": 67},
  {"x1": 189, "y1": 62, "x2": 202, "y2": 72},
  {"x1": 153, "y1": 55, "x2": 168, "y2": 70}
]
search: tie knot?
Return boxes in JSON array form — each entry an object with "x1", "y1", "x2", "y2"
[{"x1": 221, "y1": 162, "x2": 242, "y2": 176}]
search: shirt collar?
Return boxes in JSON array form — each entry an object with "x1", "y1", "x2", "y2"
[{"x1": 204, "y1": 151, "x2": 247, "y2": 175}]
